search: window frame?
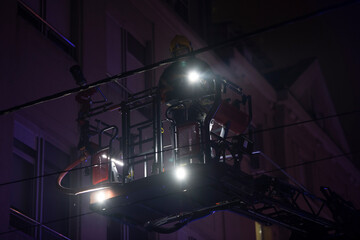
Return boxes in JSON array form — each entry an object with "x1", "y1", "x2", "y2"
[
  {"x1": 10, "y1": 117, "x2": 74, "y2": 240},
  {"x1": 17, "y1": 0, "x2": 79, "y2": 60}
]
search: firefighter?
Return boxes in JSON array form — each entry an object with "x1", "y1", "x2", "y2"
[
  {"x1": 159, "y1": 35, "x2": 216, "y2": 124},
  {"x1": 159, "y1": 35, "x2": 216, "y2": 164}
]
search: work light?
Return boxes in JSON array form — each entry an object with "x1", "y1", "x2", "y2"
[
  {"x1": 187, "y1": 70, "x2": 200, "y2": 84},
  {"x1": 175, "y1": 167, "x2": 187, "y2": 181}
]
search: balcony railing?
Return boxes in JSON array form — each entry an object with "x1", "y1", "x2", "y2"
[{"x1": 10, "y1": 207, "x2": 70, "y2": 240}]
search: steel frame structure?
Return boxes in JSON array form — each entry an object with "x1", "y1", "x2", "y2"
[{"x1": 58, "y1": 77, "x2": 359, "y2": 239}]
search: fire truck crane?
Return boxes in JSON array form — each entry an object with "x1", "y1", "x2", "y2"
[{"x1": 58, "y1": 65, "x2": 360, "y2": 240}]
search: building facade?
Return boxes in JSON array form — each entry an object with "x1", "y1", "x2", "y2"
[{"x1": 0, "y1": 0, "x2": 359, "y2": 239}]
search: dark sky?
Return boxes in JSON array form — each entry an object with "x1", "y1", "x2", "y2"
[{"x1": 211, "y1": 0, "x2": 360, "y2": 167}]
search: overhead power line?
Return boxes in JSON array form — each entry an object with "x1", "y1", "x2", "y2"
[
  {"x1": 252, "y1": 109, "x2": 360, "y2": 134},
  {"x1": 1, "y1": 205, "x2": 97, "y2": 237},
  {"x1": 256, "y1": 151, "x2": 360, "y2": 175},
  {"x1": 1, "y1": 107, "x2": 359, "y2": 188},
  {"x1": 1, "y1": 136, "x2": 359, "y2": 189},
  {"x1": 1, "y1": 1, "x2": 360, "y2": 237},
  {"x1": 0, "y1": 183, "x2": 209, "y2": 237},
  {"x1": 1, "y1": 150, "x2": 359, "y2": 237},
  {"x1": 1, "y1": 112, "x2": 359, "y2": 233},
  {"x1": 0, "y1": 161, "x2": 93, "y2": 188},
  {"x1": 0, "y1": 0, "x2": 359, "y2": 116}
]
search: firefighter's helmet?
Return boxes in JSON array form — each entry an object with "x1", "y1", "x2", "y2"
[{"x1": 169, "y1": 35, "x2": 193, "y2": 57}]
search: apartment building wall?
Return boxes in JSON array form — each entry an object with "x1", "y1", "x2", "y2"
[{"x1": 1, "y1": 0, "x2": 359, "y2": 239}]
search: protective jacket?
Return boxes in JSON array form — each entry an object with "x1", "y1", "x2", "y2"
[{"x1": 159, "y1": 57, "x2": 215, "y2": 106}]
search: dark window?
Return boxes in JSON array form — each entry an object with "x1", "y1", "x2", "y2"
[
  {"x1": 11, "y1": 154, "x2": 35, "y2": 218},
  {"x1": 13, "y1": 138, "x2": 37, "y2": 159},
  {"x1": 165, "y1": 0, "x2": 189, "y2": 22},
  {"x1": 175, "y1": 0, "x2": 189, "y2": 22},
  {"x1": 10, "y1": 153, "x2": 36, "y2": 237},
  {"x1": 17, "y1": 0, "x2": 78, "y2": 59},
  {"x1": 127, "y1": 32, "x2": 146, "y2": 65},
  {"x1": 163, "y1": 0, "x2": 209, "y2": 38},
  {"x1": 42, "y1": 141, "x2": 71, "y2": 239},
  {"x1": 106, "y1": 16, "x2": 153, "y2": 96},
  {"x1": 10, "y1": 121, "x2": 72, "y2": 239}
]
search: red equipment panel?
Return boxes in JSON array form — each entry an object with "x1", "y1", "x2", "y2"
[
  {"x1": 92, "y1": 149, "x2": 109, "y2": 185},
  {"x1": 214, "y1": 100, "x2": 249, "y2": 134}
]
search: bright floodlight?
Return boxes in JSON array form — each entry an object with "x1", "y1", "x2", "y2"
[
  {"x1": 187, "y1": 71, "x2": 200, "y2": 83},
  {"x1": 95, "y1": 190, "x2": 107, "y2": 203},
  {"x1": 175, "y1": 167, "x2": 187, "y2": 181}
]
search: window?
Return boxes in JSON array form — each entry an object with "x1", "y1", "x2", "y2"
[
  {"x1": 126, "y1": 31, "x2": 147, "y2": 94},
  {"x1": 106, "y1": 15, "x2": 153, "y2": 99},
  {"x1": 17, "y1": 0, "x2": 78, "y2": 59},
  {"x1": 10, "y1": 150, "x2": 36, "y2": 237},
  {"x1": 165, "y1": 0, "x2": 189, "y2": 22},
  {"x1": 163, "y1": 0, "x2": 208, "y2": 38},
  {"x1": 9, "y1": 120, "x2": 72, "y2": 239}
]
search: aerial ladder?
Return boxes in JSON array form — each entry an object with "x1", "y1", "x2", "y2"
[{"x1": 58, "y1": 66, "x2": 360, "y2": 240}]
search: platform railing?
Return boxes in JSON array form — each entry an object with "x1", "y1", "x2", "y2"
[{"x1": 120, "y1": 87, "x2": 163, "y2": 183}]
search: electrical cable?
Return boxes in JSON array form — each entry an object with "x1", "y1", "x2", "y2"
[
  {"x1": 0, "y1": 0, "x2": 359, "y2": 116},
  {"x1": 0, "y1": 0, "x2": 358, "y2": 188},
  {"x1": 0, "y1": 163, "x2": 92, "y2": 187},
  {"x1": 1, "y1": 1, "x2": 360, "y2": 236},
  {"x1": 1, "y1": 108, "x2": 359, "y2": 188},
  {"x1": 252, "y1": 109, "x2": 360, "y2": 135},
  {"x1": 0, "y1": 181, "x2": 216, "y2": 237},
  {"x1": 1, "y1": 0, "x2": 358, "y2": 189},
  {"x1": 2, "y1": 205, "x2": 95, "y2": 237},
  {"x1": 9, "y1": 208, "x2": 71, "y2": 240},
  {"x1": 2, "y1": 151, "x2": 359, "y2": 237},
  {"x1": 1, "y1": 137, "x2": 359, "y2": 190},
  {"x1": 254, "y1": 150, "x2": 360, "y2": 176},
  {"x1": 2, "y1": 112, "x2": 360, "y2": 233}
]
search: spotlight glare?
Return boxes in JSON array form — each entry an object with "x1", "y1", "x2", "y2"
[
  {"x1": 175, "y1": 167, "x2": 187, "y2": 181},
  {"x1": 187, "y1": 71, "x2": 200, "y2": 83},
  {"x1": 90, "y1": 189, "x2": 116, "y2": 204},
  {"x1": 95, "y1": 190, "x2": 107, "y2": 203},
  {"x1": 112, "y1": 159, "x2": 124, "y2": 166},
  {"x1": 101, "y1": 154, "x2": 123, "y2": 166},
  {"x1": 75, "y1": 187, "x2": 109, "y2": 195}
]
